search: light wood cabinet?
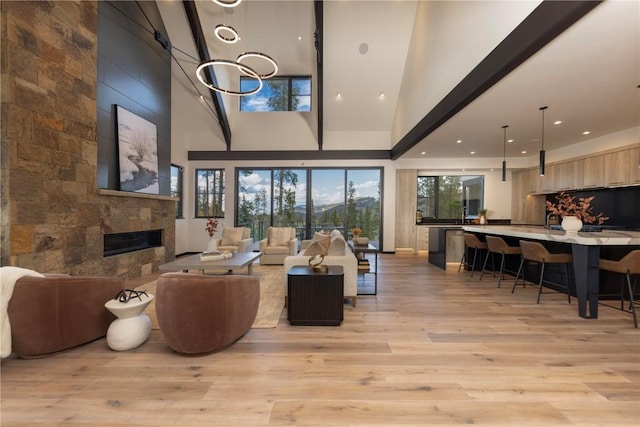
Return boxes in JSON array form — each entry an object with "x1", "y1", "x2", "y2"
[
  {"x1": 525, "y1": 168, "x2": 538, "y2": 194},
  {"x1": 416, "y1": 226, "x2": 429, "y2": 252},
  {"x1": 629, "y1": 147, "x2": 640, "y2": 185},
  {"x1": 510, "y1": 170, "x2": 527, "y2": 224},
  {"x1": 536, "y1": 163, "x2": 555, "y2": 194},
  {"x1": 553, "y1": 160, "x2": 577, "y2": 191},
  {"x1": 577, "y1": 155, "x2": 605, "y2": 189},
  {"x1": 604, "y1": 150, "x2": 630, "y2": 186},
  {"x1": 395, "y1": 169, "x2": 417, "y2": 251}
]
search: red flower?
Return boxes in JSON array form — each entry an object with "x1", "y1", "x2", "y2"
[
  {"x1": 205, "y1": 218, "x2": 219, "y2": 237},
  {"x1": 545, "y1": 192, "x2": 609, "y2": 225}
]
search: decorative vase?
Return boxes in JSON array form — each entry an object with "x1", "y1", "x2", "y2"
[
  {"x1": 479, "y1": 215, "x2": 487, "y2": 225},
  {"x1": 207, "y1": 236, "x2": 217, "y2": 252},
  {"x1": 561, "y1": 216, "x2": 583, "y2": 233}
]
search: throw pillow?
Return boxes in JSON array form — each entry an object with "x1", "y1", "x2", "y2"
[
  {"x1": 304, "y1": 240, "x2": 326, "y2": 257},
  {"x1": 221, "y1": 228, "x2": 244, "y2": 246},
  {"x1": 327, "y1": 235, "x2": 346, "y2": 256},
  {"x1": 312, "y1": 231, "x2": 331, "y2": 251}
]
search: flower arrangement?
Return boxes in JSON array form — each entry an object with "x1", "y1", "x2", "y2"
[
  {"x1": 545, "y1": 192, "x2": 609, "y2": 225},
  {"x1": 350, "y1": 227, "x2": 362, "y2": 236},
  {"x1": 205, "y1": 218, "x2": 219, "y2": 237}
]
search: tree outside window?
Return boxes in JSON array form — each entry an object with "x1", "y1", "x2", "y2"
[{"x1": 195, "y1": 169, "x2": 225, "y2": 218}]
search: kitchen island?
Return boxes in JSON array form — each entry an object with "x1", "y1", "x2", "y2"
[{"x1": 463, "y1": 225, "x2": 640, "y2": 319}]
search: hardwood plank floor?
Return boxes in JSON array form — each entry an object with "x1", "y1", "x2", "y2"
[{"x1": 2, "y1": 254, "x2": 639, "y2": 426}]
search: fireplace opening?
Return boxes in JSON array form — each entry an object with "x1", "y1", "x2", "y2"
[{"x1": 104, "y1": 230, "x2": 162, "y2": 257}]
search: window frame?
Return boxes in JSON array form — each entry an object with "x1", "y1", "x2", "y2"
[
  {"x1": 195, "y1": 168, "x2": 225, "y2": 219},
  {"x1": 170, "y1": 164, "x2": 184, "y2": 219},
  {"x1": 239, "y1": 75, "x2": 312, "y2": 112},
  {"x1": 417, "y1": 175, "x2": 484, "y2": 223}
]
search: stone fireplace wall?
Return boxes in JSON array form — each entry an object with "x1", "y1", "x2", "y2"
[{"x1": 1, "y1": 1, "x2": 175, "y2": 279}]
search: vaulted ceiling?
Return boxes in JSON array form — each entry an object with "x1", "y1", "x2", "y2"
[{"x1": 158, "y1": 0, "x2": 639, "y2": 161}]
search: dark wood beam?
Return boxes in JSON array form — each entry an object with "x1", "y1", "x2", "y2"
[
  {"x1": 390, "y1": 0, "x2": 602, "y2": 160},
  {"x1": 182, "y1": 0, "x2": 232, "y2": 150},
  {"x1": 188, "y1": 150, "x2": 390, "y2": 161},
  {"x1": 314, "y1": 0, "x2": 324, "y2": 150}
]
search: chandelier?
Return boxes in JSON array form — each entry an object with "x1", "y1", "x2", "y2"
[{"x1": 196, "y1": 0, "x2": 278, "y2": 96}]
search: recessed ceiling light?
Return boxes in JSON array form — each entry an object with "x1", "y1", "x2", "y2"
[
  {"x1": 298, "y1": 36, "x2": 302, "y2": 41},
  {"x1": 379, "y1": 92, "x2": 385, "y2": 99},
  {"x1": 490, "y1": 168, "x2": 494, "y2": 172},
  {"x1": 336, "y1": 92, "x2": 342, "y2": 100},
  {"x1": 421, "y1": 151, "x2": 426, "y2": 155},
  {"x1": 521, "y1": 150, "x2": 527, "y2": 154},
  {"x1": 554, "y1": 120, "x2": 562, "y2": 125},
  {"x1": 199, "y1": 95, "x2": 204, "y2": 101},
  {"x1": 582, "y1": 130, "x2": 591, "y2": 135},
  {"x1": 470, "y1": 151, "x2": 475, "y2": 155},
  {"x1": 507, "y1": 139, "x2": 514, "y2": 143},
  {"x1": 456, "y1": 140, "x2": 462, "y2": 144}
]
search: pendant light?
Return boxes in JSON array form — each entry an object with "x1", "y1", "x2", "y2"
[
  {"x1": 502, "y1": 125, "x2": 508, "y2": 182},
  {"x1": 539, "y1": 106, "x2": 548, "y2": 176}
]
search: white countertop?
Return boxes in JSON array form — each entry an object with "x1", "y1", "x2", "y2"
[{"x1": 462, "y1": 225, "x2": 640, "y2": 246}]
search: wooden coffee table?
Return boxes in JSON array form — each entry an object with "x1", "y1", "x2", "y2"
[{"x1": 159, "y1": 252, "x2": 262, "y2": 275}]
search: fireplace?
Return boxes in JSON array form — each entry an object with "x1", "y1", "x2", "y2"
[{"x1": 104, "y1": 230, "x2": 162, "y2": 257}]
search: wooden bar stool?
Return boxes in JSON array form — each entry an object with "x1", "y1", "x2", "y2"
[
  {"x1": 598, "y1": 250, "x2": 640, "y2": 328},
  {"x1": 513, "y1": 240, "x2": 572, "y2": 304},
  {"x1": 458, "y1": 233, "x2": 487, "y2": 277},
  {"x1": 480, "y1": 235, "x2": 522, "y2": 288}
]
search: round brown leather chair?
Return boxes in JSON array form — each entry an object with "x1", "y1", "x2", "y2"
[{"x1": 155, "y1": 272, "x2": 260, "y2": 355}]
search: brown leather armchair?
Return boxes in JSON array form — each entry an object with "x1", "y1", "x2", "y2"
[
  {"x1": 155, "y1": 272, "x2": 260, "y2": 355},
  {"x1": 8, "y1": 274, "x2": 125, "y2": 358}
]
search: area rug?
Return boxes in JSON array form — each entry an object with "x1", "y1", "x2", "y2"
[{"x1": 135, "y1": 263, "x2": 284, "y2": 329}]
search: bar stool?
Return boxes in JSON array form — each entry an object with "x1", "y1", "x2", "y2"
[
  {"x1": 480, "y1": 236, "x2": 522, "y2": 288},
  {"x1": 458, "y1": 233, "x2": 487, "y2": 277},
  {"x1": 513, "y1": 240, "x2": 572, "y2": 304},
  {"x1": 598, "y1": 250, "x2": 640, "y2": 328}
]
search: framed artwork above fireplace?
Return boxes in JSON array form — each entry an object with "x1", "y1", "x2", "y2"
[{"x1": 116, "y1": 105, "x2": 159, "y2": 194}]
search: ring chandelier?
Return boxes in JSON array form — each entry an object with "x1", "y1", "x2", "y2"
[
  {"x1": 196, "y1": 59, "x2": 263, "y2": 96},
  {"x1": 198, "y1": 0, "x2": 278, "y2": 96}
]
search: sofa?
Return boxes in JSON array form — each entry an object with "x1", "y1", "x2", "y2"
[
  {"x1": 259, "y1": 227, "x2": 298, "y2": 265},
  {"x1": 7, "y1": 274, "x2": 125, "y2": 358},
  {"x1": 283, "y1": 229, "x2": 358, "y2": 307},
  {"x1": 155, "y1": 272, "x2": 260, "y2": 355}
]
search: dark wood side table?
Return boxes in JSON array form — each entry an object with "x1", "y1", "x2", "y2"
[{"x1": 287, "y1": 265, "x2": 344, "y2": 326}]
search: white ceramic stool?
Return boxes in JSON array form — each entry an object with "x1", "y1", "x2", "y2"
[{"x1": 104, "y1": 293, "x2": 154, "y2": 351}]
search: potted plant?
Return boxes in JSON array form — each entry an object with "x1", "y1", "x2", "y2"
[
  {"x1": 545, "y1": 192, "x2": 609, "y2": 232},
  {"x1": 478, "y1": 208, "x2": 488, "y2": 225}
]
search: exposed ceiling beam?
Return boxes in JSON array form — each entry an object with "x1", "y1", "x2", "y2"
[
  {"x1": 188, "y1": 150, "x2": 390, "y2": 161},
  {"x1": 314, "y1": 0, "x2": 323, "y2": 151},
  {"x1": 182, "y1": 0, "x2": 232, "y2": 150},
  {"x1": 390, "y1": 0, "x2": 602, "y2": 160}
]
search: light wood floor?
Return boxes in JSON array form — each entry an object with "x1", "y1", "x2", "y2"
[{"x1": 2, "y1": 254, "x2": 639, "y2": 426}]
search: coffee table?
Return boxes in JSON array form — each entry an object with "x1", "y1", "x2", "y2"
[{"x1": 158, "y1": 252, "x2": 262, "y2": 275}]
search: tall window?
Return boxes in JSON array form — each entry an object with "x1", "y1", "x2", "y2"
[
  {"x1": 239, "y1": 76, "x2": 311, "y2": 112},
  {"x1": 417, "y1": 175, "x2": 484, "y2": 222},
  {"x1": 237, "y1": 167, "x2": 382, "y2": 248},
  {"x1": 170, "y1": 164, "x2": 183, "y2": 219},
  {"x1": 196, "y1": 169, "x2": 225, "y2": 218}
]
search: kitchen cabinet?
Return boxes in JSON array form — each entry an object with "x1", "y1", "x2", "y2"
[
  {"x1": 510, "y1": 170, "x2": 527, "y2": 224},
  {"x1": 416, "y1": 226, "x2": 429, "y2": 252},
  {"x1": 629, "y1": 147, "x2": 640, "y2": 185},
  {"x1": 577, "y1": 155, "x2": 605, "y2": 189},
  {"x1": 536, "y1": 163, "x2": 555, "y2": 194},
  {"x1": 604, "y1": 149, "x2": 630, "y2": 187},
  {"x1": 554, "y1": 160, "x2": 577, "y2": 191},
  {"x1": 395, "y1": 169, "x2": 417, "y2": 251}
]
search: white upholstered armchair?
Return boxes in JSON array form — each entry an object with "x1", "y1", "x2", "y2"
[
  {"x1": 259, "y1": 227, "x2": 298, "y2": 265},
  {"x1": 216, "y1": 227, "x2": 253, "y2": 253}
]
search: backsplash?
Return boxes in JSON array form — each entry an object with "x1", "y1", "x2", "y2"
[{"x1": 545, "y1": 187, "x2": 640, "y2": 230}]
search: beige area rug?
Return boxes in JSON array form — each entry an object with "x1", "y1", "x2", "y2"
[{"x1": 135, "y1": 263, "x2": 284, "y2": 329}]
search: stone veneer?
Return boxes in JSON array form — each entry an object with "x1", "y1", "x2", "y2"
[{"x1": 1, "y1": 1, "x2": 175, "y2": 279}]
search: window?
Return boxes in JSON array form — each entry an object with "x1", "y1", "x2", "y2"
[
  {"x1": 170, "y1": 164, "x2": 183, "y2": 219},
  {"x1": 236, "y1": 167, "x2": 382, "y2": 247},
  {"x1": 239, "y1": 76, "x2": 311, "y2": 112},
  {"x1": 417, "y1": 175, "x2": 484, "y2": 223},
  {"x1": 195, "y1": 169, "x2": 225, "y2": 218}
]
